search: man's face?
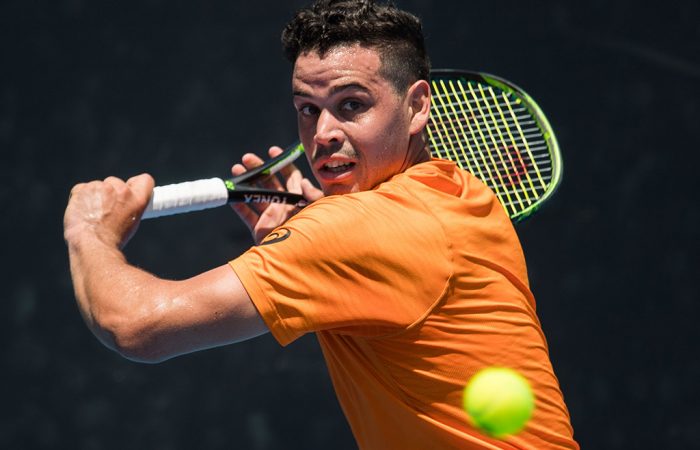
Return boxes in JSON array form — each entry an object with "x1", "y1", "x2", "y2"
[{"x1": 292, "y1": 45, "x2": 415, "y2": 196}]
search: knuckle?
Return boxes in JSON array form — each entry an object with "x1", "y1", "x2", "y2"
[
  {"x1": 129, "y1": 172, "x2": 152, "y2": 182},
  {"x1": 104, "y1": 176, "x2": 129, "y2": 192}
]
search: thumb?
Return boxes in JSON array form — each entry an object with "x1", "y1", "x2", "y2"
[{"x1": 126, "y1": 173, "x2": 156, "y2": 207}]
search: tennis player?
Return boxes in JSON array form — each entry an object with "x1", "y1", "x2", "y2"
[{"x1": 64, "y1": 0, "x2": 578, "y2": 448}]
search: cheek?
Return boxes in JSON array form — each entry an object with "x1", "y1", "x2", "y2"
[
  {"x1": 356, "y1": 115, "x2": 401, "y2": 150},
  {"x1": 297, "y1": 119, "x2": 311, "y2": 138},
  {"x1": 298, "y1": 125, "x2": 315, "y2": 152}
]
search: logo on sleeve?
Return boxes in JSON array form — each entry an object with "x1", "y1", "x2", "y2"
[{"x1": 259, "y1": 228, "x2": 292, "y2": 246}]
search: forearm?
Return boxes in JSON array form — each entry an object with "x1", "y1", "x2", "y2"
[
  {"x1": 67, "y1": 232, "x2": 268, "y2": 363},
  {"x1": 67, "y1": 231, "x2": 173, "y2": 359}
]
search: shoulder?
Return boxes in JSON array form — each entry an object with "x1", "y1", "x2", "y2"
[
  {"x1": 290, "y1": 174, "x2": 444, "y2": 236},
  {"x1": 255, "y1": 178, "x2": 449, "y2": 268},
  {"x1": 281, "y1": 159, "x2": 474, "y2": 242}
]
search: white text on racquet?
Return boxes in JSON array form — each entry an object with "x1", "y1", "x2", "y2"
[{"x1": 244, "y1": 194, "x2": 289, "y2": 204}]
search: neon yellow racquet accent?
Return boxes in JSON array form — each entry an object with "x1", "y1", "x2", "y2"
[{"x1": 429, "y1": 70, "x2": 562, "y2": 222}]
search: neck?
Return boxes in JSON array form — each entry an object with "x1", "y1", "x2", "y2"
[{"x1": 399, "y1": 132, "x2": 431, "y2": 172}]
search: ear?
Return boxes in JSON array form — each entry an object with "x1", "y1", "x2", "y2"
[{"x1": 407, "y1": 79, "x2": 431, "y2": 136}]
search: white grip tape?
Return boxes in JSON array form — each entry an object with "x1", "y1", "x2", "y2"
[{"x1": 142, "y1": 177, "x2": 229, "y2": 219}]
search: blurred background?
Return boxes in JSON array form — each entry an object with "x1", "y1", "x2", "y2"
[{"x1": 2, "y1": 0, "x2": 699, "y2": 448}]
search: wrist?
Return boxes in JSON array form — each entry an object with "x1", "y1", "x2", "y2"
[{"x1": 64, "y1": 223, "x2": 123, "y2": 256}]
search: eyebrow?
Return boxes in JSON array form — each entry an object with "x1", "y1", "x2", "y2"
[{"x1": 293, "y1": 82, "x2": 371, "y2": 98}]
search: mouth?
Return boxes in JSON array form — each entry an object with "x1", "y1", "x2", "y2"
[
  {"x1": 322, "y1": 160, "x2": 356, "y2": 173},
  {"x1": 314, "y1": 156, "x2": 357, "y2": 180}
]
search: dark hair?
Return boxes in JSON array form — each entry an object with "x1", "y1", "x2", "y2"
[{"x1": 281, "y1": 0, "x2": 430, "y2": 93}]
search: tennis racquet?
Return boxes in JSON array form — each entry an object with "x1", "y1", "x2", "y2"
[{"x1": 142, "y1": 70, "x2": 561, "y2": 222}]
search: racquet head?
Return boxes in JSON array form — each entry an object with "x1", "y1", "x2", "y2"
[{"x1": 428, "y1": 70, "x2": 562, "y2": 222}]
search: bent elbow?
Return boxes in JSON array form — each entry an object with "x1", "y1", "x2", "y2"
[
  {"x1": 112, "y1": 325, "x2": 168, "y2": 364},
  {"x1": 97, "y1": 310, "x2": 171, "y2": 364}
]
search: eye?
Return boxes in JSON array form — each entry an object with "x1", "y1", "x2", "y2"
[
  {"x1": 298, "y1": 104, "x2": 319, "y2": 116},
  {"x1": 340, "y1": 100, "x2": 363, "y2": 112}
]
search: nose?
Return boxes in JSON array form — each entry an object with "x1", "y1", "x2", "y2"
[{"x1": 314, "y1": 109, "x2": 344, "y2": 148}]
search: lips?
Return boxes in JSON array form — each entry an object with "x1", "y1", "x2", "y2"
[{"x1": 314, "y1": 156, "x2": 357, "y2": 181}]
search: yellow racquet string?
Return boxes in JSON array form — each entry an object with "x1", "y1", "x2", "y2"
[
  {"x1": 428, "y1": 84, "x2": 458, "y2": 163},
  {"x1": 492, "y1": 93, "x2": 539, "y2": 201},
  {"x1": 465, "y1": 82, "x2": 516, "y2": 214},
  {"x1": 504, "y1": 98, "x2": 548, "y2": 192},
  {"x1": 478, "y1": 83, "x2": 525, "y2": 212},
  {"x1": 486, "y1": 88, "x2": 537, "y2": 205},
  {"x1": 436, "y1": 79, "x2": 480, "y2": 178},
  {"x1": 430, "y1": 80, "x2": 473, "y2": 174},
  {"x1": 455, "y1": 81, "x2": 508, "y2": 206},
  {"x1": 445, "y1": 79, "x2": 493, "y2": 184}
]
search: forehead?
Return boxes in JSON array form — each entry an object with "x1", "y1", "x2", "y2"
[{"x1": 292, "y1": 45, "x2": 387, "y2": 91}]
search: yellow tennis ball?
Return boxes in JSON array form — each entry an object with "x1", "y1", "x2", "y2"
[{"x1": 463, "y1": 367, "x2": 535, "y2": 438}]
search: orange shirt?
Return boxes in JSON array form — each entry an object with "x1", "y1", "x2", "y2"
[{"x1": 230, "y1": 159, "x2": 578, "y2": 449}]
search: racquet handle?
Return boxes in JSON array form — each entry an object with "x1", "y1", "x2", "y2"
[
  {"x1": 142, "y1": 142, "x2": 308, "y2": 219},
  {"x1": 142, "y1": 178, "x2": 229, "y2": 219},
  {"x1": 142, "y1": 178, "x2": 308, "y2": 219}
]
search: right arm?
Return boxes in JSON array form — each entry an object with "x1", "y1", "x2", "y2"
[
  {"x1": 65, "y1": 175, "x2": 268, "y2": 363},
  {"x1": 64, "y1": 149, "x2": 321, "y2": 362}
]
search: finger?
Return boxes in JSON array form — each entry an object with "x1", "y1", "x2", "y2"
[
  {"x1": 103, "y1": 176, "x2": 128, "y2": 187},
  {"x1": 301, "y1": 178, "x2": 325, "y2": 202},
  {"x1": 245, "y1": 150, "x2": 284, "y2": 191},
  {"x1": 229, "y1": 153, "x2": 266, "y2": 179},
  {"x1": 268, "y1": 146, "x2": 284, "y2": 158},
  {"x1": 231, "y1": 156, "x2": 271, "y2": 214},
  {"x1": 239, "y1": 153, "x2": 285, "y2": 208},
  {"x1": 285, "y1": 168, "x2": 303, "y2": 194},
  {"x1": 273, "y1": 145, "x2": 302, "y2": 182},
  {"x1": 99, "y1": 176, "x2": 128, "y2": 202},
  {"x1": 278, "y1": 160, "x2": 300, "y2": 182},
  {"x1": 243, "y1": 150, "x2": 290, "y2": 214},
  {"x1": 69, "y1": 183, "x2": 86, "y2": 201},
  {"x1": 231, "y1": 163, "x2": 247, "y2": 177},
  {"x1": 241, "y1": 152, "x2": 266, "y2": 170},
  {"x1": 103, "y1": 176, "x2": 126, "y2": 191}
]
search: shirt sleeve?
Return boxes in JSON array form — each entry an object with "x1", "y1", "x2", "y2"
[{"x1": 229, "y1": 189, "x2": 453, "y2": 346}]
